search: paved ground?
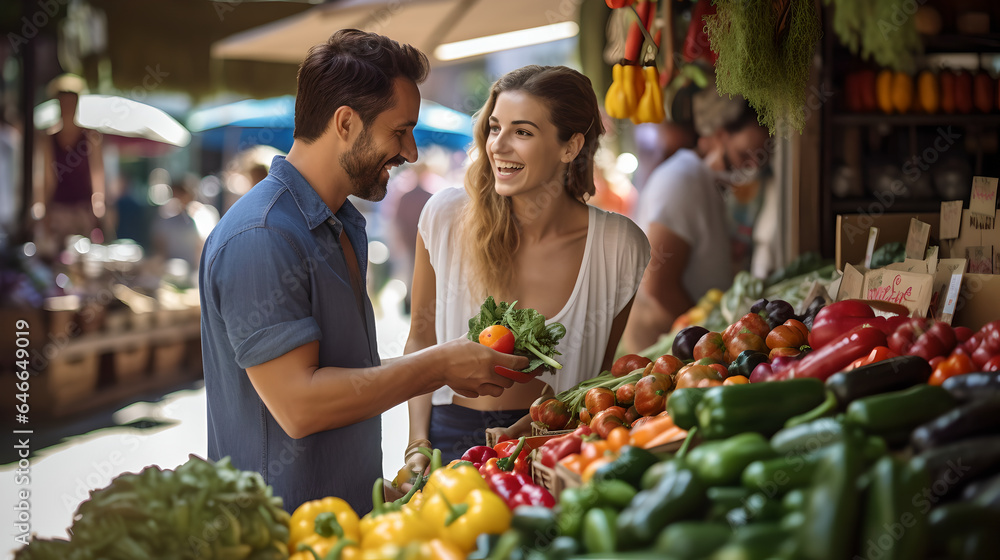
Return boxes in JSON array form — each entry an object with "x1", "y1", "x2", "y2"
[{"x1": 0, "y1": 284, "x2": 413, "y2": 559}]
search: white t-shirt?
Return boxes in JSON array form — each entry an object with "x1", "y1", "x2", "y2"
[
  {"x1": 636, "y1": 149, "x2": 734, "y2": 302},
  {"x1": 418, "y1": 187, "x2": 651, "y2": 403}
]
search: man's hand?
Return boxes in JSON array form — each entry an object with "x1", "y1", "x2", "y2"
[{"x1": 437, "y1": 338, "x2": 528, "y2": 398}]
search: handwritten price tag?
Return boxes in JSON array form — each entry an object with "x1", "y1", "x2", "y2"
[
  {"x1": 940, "y1": 201, "x2": 963, "y2": 240},
  {"x1": 970, "y1": 177, "x2": 998, "y2": 231}
]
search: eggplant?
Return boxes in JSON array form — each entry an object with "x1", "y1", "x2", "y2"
[
  {"x1": 911, "y1": 395, "x2": 1000, "y2": 452},
  {"x1": 961, "y1": 471, "x2": 1000, "y2": 510},
  {"x1": 911, "y1": 436, "x2": 1000, "y2": 499},
  {"x1": 673, "y1": 326, "x2": 709, "y2": 361},
  {"x1": 942, "y1": 372, "x2": 1000, "y2": 403},
  {"x1": 825, "y1": 356, "x2": 931, "y2": 407}
]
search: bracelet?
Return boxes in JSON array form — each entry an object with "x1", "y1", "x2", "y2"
[{"x1": 405, "y1": 439, "x2": 431, "y2": 454}]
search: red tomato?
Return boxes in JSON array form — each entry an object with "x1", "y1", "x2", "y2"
[
  {"x1": 585, "y1": 387, "x2": 617, "y2": 416},
  {"x1": 529, "y1": 396, "x2": 548, "y2": 423},
  {"x1": 693, "y1": 332, "x2": 726, "y2": 363},
  {"x1": 675, "y1": 365, "x2": 723, "y2": 390},
  {"x1": 651, "y1": 354, "x2": 685, "y2": 377},
  {"x1": 611, "y1": 354, "x2": 652, "y2": 377},
  {"x1": 929, "y1": 353, "x2": 975, "y2": 386},
  {"x1": 538, "y1": 398, "x2": 571, "y2": 430},
  {"x1": 591, "y1": 408, "x2": 627, "y2": 439},
  {"x1": 479, "y1": 325, "x2": 515, "y2": 354},
  {"x1": 634, "y1": 373, "x2": 672, "y2": 416},
  {"x1": 615, "y1": 383, "x2": 636, "y2": 408}
]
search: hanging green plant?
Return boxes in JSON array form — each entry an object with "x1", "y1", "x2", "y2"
[
  {"x1": 705, "y1": 0, "x2": 822, "y2": 136},
  {"x1": 824, "y1": 0, "x2": 922, "y2": 73}
]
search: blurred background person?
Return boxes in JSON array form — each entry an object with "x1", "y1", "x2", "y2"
[
  {"x1": 37, "y1": 74, "x2": 105, "y2": 253},
  {"x1": 622, "y1": 85, "x2": 770, "y2": 354},
  {"x1": 383, "y1": 149, "x2": 452, "y2": 313},
  {"x1": 152, "y1": 174, "x2": 205, "y2": 286}
]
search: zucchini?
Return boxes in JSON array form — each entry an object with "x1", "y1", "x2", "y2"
[{"x1": 825, "y1": 356, "x2": 931, "y2": 407}]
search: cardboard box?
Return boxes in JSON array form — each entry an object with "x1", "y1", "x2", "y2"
[{"x1": 836, "y1": 210, "x2": 999, "y2": 330}]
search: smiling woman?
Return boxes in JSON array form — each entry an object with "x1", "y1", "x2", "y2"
[{"x1": 402, "y1": 65, "x2": 652, "y2": 468}]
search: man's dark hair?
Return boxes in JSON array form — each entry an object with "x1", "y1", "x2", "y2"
[
  {"x1": 722, "y1": 99, "x2": 763, "y2": 134},
  {"x1": 294, "y1": 29, "x2": 429, "y2": 142}
]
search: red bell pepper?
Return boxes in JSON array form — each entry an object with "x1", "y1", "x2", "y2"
[
  {"x1": 682, "y1": 0, "x2": 718, "y2": 65},
  {"x1": 788, "y1": 324, "x2": 887, "y2": 381},
  {"x1": 460, "y1": 445, "x2": 498, "y2": 470},
  {"x1": 483, "y1": 437, "x2": 531, "y2": 478},
  {"x1": 624, "y1": 0, "x2": 650, "y2": 62},
  {"x1": 509, "y1": 484, "x2": 556, "y2": 508},
  {"x1": 605, "y1": 0, "x2": 636, "y2": 8},
  {"x1": 887, "y1": 319, "x2": 958, "y2": 362},
  {"x1": 807, "y1": 300, "x2": 881, "y2": 349},
  {"x1": 846, "y1": 346, "x2": 899, "y2": 371}
]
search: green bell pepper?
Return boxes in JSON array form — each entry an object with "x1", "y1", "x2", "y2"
[
  {"x1": 615, "y1": 467, "x2": 707, "y2": 547},
  {"x1": 592, "y1": 445, "x2": 659, "y2": 488},
  {"x1": 728, "y1": 350, "x2": 769, "y2": 378},
  {"x1": 696, "y1": 378, "x2": 827, "y2": 440},
  {"x1": 741, "y1": 454, "x2": 820, "y2": 496},
  {"x1": 511, "y1": 506, "x2": 558, "y2": 549},
  {"x1": 590, "y1": 479, "x2": 638, "y2": 510},
  {"x1": 667, "y1": 388, "x2": 709, "y2": 430},
  {"x1": 686, "y1": 432, "x2": 776, "y2": 487}
]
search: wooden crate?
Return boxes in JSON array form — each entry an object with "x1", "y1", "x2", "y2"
[
  {"x1": 113, "y1": 343, "x2": 151, "y2": 384},
  {"x1": 151, "y1": 341, "x2": 187, "y2": 377},
  {"x1": 530, "y1": 450, "x2": 564, "y2": 498},
  {"x1": 556, "y1": 463, "x2": 582, "y2": 491},
  {"x1": 531, "y1": 421, "x2": 573, "y2": 438},
  {"x1": 46, "y1": 352, "x2": 100, "y2": 409}
]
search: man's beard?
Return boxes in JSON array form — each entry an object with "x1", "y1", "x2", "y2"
[{"x1": 340, "y1": 126, "x2": 403, "y2": 202}]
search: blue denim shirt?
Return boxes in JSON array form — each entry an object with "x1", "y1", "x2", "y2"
[{"x1": 200, "y1": 156, "x2": 382, "y2": 514}]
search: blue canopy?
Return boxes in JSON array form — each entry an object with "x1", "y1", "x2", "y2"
[{"x1": 187, "y1": 96, "x2": 474, "y2": 152}]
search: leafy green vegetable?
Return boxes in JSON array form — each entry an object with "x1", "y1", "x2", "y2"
[
  {"x1": 705, "y1": 0, "x2": 822, "y2": 135},
  {"x1": 824, "y1": 0, "x2": 921, "y2": 73},
  {"x1": 468, "y1": 296, "x2": 566, "y2": 372},
  {"x1": 16, "y1": 455, "x2": 290, "y2": 560},
  {"x1": 870, "y1": 242, "x2": 906, "y2": 269}
]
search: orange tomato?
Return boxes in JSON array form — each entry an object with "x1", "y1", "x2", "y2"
[
  {"x1": 929, "y1": 353, "x2": 975, "y2": 386},
  {"x1": 606, "y1": 426, "x2": 631, "y2": 452},
  {"x1": 724, "y1": 375, "x2": 749, "y2": 385},
  {"x1": 580, "y1": 440, "x2": 611, "y2": 469},
  {"x1": 582, "y1": 456, "x2": 615, "y2": 483},
  {"x1": 478, "y1": 324, "x2": 515, "y2": 353},
  {"x1": 557, "y1": 453, "x2": 584, "y2": 474}
]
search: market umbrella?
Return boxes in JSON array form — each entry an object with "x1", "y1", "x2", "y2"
[
  {"x1": 34, "y1": 94, "x2": 192, "y2": 149},
  {"x1": 211, "y1": 0, "x2": 580, "y2": 65},
  {"x1": 187, "y1": 96, "x2": 474, "y2": 152}
]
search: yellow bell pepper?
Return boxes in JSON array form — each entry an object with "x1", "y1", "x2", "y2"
[
  {"x1": 289, "y1": 497, "x2": 361, "y2": 555},
  {"x1": 360, "y1": 508, "x2": 437, "y2": 550},
  {"x1": 421, "y1": 489, "x2": 512, "y2": 553},
  {"x1": 359, "y1": 539, "x2": 464, "y2": 560},
  {"x1": 622, "y1": 64, "x2": 641, "y2": 119},
  {"x1": 291, "y1": 538, "x2": 360, "y2": 560},
  {"x1": 421, "y1": 463, "x2": 489, "y2": 504},
  {"x1": 635, "y1": 66, "x2": 665, "y2": 124},
  {"x1": 604, "y1": 64, "x2": 629, "y2": 119}
]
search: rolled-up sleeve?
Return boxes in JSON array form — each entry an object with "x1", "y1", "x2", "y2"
[{"x1": 208, "y1": 227, "x2": 321, "y2": 369}]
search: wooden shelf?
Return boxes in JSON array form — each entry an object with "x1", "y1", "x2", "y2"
[
  {"x1": 57, "y1": 321, "x2": 201, "y2": 360},
  {"x1": 922, "y1": 34, "x2": 1000, "y2": 53},
  {"x1": 830, "y1": 113, "x2": 1000, "y2": 127},
  {"x1": 831, "y1": 197, "x2": 951, "y2": 214}
]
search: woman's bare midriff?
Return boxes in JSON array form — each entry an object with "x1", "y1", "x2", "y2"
[{"x1": 451, "y1": 377, "x2": 550, "y2": 411}]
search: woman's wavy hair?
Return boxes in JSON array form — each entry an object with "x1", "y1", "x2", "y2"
[{"x1": 460, "y1": 65, "x2": 605, "y2": 300}]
